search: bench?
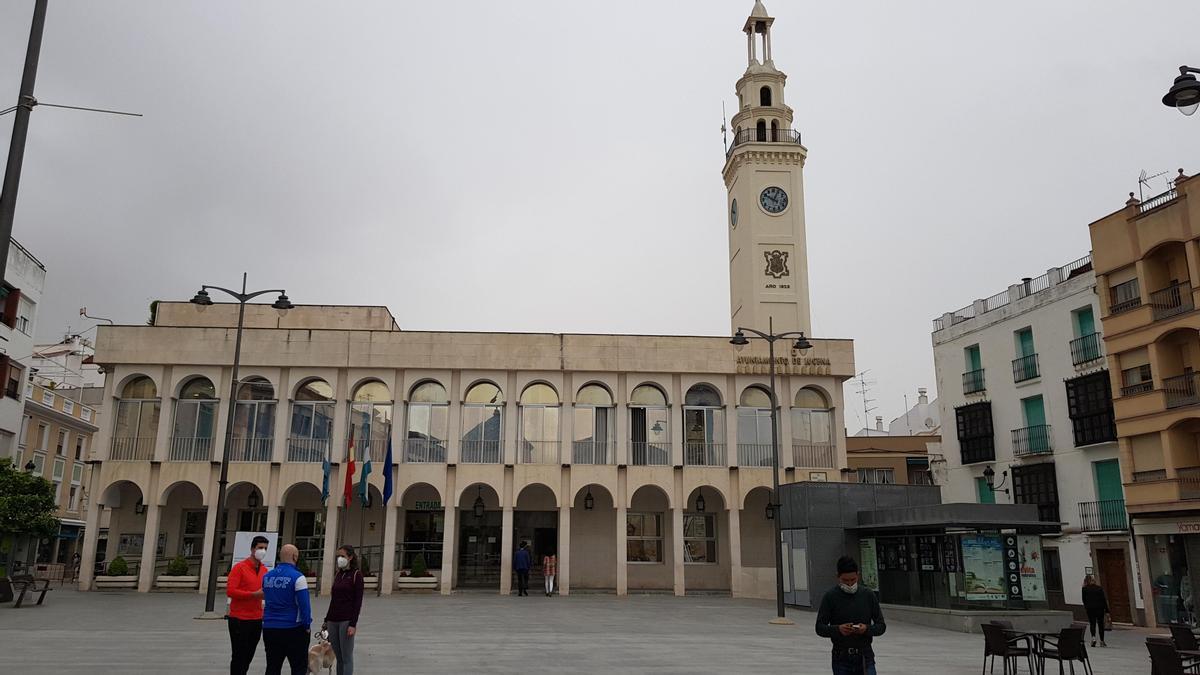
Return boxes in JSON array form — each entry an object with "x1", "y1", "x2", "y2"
[{"x1": 3, "y1": 575, "x2": 52, "y2": 608}]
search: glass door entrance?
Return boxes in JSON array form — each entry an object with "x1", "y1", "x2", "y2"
[{"x1": 457, "y1": 512, "x2": 501, "y2": 588}]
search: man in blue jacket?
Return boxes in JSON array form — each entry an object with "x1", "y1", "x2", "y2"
[
  {"x1": 262, "y1": 543, "x2": 312, "y2": 675},
  {"x1": 514, "y1": 541, "x2": 532, "y2": 597}
]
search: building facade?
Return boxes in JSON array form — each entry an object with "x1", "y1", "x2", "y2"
[
  {"x1": 847, "y1": 434, "x2": 936, "y2": 486},
  {"x1": 932, "y1": 253, "x2": 1142, "y2": 623},
  {"x1": 1089, "y1": 170, "x2": 1200, "y2": 627},
  {"x1": 77, "y1": 2, "x2": 857, "y2": 599},
  {"x1": 0, "y1": 238, "x2": 45, "y2": 461}
]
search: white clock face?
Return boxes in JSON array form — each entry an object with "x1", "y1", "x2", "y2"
[
  {"x1": 730, "y1": 199, "x2": 738, "y2": 228},
  {"x1": 760, "y1": 186, "x2": 788, "y2": 214}
]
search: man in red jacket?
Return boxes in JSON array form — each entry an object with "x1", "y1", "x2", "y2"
[{"x1": 227, "y1": 535, "x2": 270, "y2": 675}]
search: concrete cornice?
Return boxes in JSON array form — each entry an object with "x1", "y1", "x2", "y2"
[{"x1": 722, "y1": 147, "x2": 807, "y2": 186}]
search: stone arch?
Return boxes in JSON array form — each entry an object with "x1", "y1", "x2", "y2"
[
  {"x1": 456, "y1": 482, "x2": 502, "y2": 510},
  {"x1": 464, "y1": 379, "x2": 505, "y2": 404},
  {"x1": 628, "y1": 483, "x2": 673, "y2": 510},
  {"x1": 572, "y1": 483, "x2": 615, "y2": 510},
  {"x1": 759, "y1": 85, "x2": 772, "y2": 106},
  {"x1": 575, "y1": 381, "x2": 614, "y2": 405},
  {"x1": 117, "y1": 373, "x2": 159, "y2": 399},
  {"x1": 515, "y1": 482, "x2": 558, "y2": 510},
  {"x1": 684, "y1": 484, "x2": 729, "y2": 511},
  {"x1": 684, "y1": 383, "x2": 723, "y2": 407},
  {"x1": 280, "y1": 480, "x2": 322, "y2": 504},
  {"x1": 400, "y1": 481, "x2": 443, "y2": 506},
  {"x1": 157, "y1": 479, "x2": 206, "y2": 507},
  {"x1": 794, "y1": 384, "x2": 832, "y2": 407},
  {"x1": 630, "y1": 382, "x2": 669, "y2": 406},
  {"x1": 100, "y1": 478, "x2": 145, "y2": 508},
  {"x1": 741, "y1": 484, "x2": 774, "y2": 510},
  {"x1": 174, "y1": 375, "x2": 217, "y2": 400},
  {"x1": 226, "y1": 480, "x2": 267, "y2": 509},
  {"x1": 519, "y1": 381, "x2": 560, "y2": 405},
  {"x1": 293, "y1": 377, "x2": 334, "y2": 401},
  {"x1": 350, "y1": 378, "x2": 392, "y2": 402},
  {"x1": 409, "y1": 379, "x2": 449, "y2": 403}
]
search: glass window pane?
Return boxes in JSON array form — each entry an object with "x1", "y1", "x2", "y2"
[
  {"x1": 174, "y1": 401, "x2": 199, "y2": 438},
  {"x1": 627, "y1": 514, "x2": 643, "y2": 537},
  {"x1": 295, "y1": 379, "x2": 333, "y2": 401},
  {"x1": 237, "y1": 378, "x2": 274, "y2": 401},
  {"x1": 521, "y1": 383, "x2": 559, "y2": 405},
  {"x1": 792, "y1": 409, "x2": 812, "y2": 443},
  {"x1": 794, "y1": 387, "x2": 828, "y2": 408},
  {"x1": 430, "y1": 405, "x2": 449, "y2": 443},
  {"x1": 122, "y1": 376, "x2": 157, "y2": 399},
  {"x1": 138, "y1": 401, "x2": 160, "y2": 439},
  {"x1": 411, "y1": 382, "x2": 448, "y2": 404},
  {"x1": 180, "y1": 377, "x2": 216, "y2": 399},
  {"x1": 645, "y1": 408, "x2": 669, "y2": 443},
  {"x1": 465, "y1": 382, "x2": 503, "y2": 404},
  {"x1": 643, "y1": 540, "x2": 660, "y2": 563},
  {"x1": 408, "y1": 404, "x2": 431, "y2": 437},
  {"x1": 737, "y1": 409, "x2": 758, "y2": 444},
  {"x1": 574, "y1": 408, "x2": 595, "y2": 443},
  {"x1": 352, "y1": 381, "x2": 390, "y2": 402},
  {"x1": 291, "y1": 403, "x2": 314, "y2": 437},
  {"x1": 739, "y1": 387, "x2": 771, "y2": 408},
  {"x1": 631, "y1": 385, "x2": 667, "y2": 406},
  {"x1": 685, "y1": 385, "x2": 721, "y2": 407},
  {"x1": 811, "y1": 410, "x2": 832, "y2": 443},
  {"x1": 577, "y1": 384, "x2": 613, "y2": 406}
]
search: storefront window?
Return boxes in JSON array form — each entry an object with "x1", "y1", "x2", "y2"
[{"x1": 1147, "y1": 534, "x2": 1199, "y2": 626}]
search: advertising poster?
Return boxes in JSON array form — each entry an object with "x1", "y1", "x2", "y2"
[
  {"x1": 1017, "y1": 535, "x2": 1046, "y2": 601},
  {"x1": 962, "y1": 535, "x2": 1006, "y2": 601},
  {"x1": 1003, "y1": 534, "x2": 1024, "y2": 603},
  {"x1": 859, "y1": 538, "x2": 879, "y2": 590}
]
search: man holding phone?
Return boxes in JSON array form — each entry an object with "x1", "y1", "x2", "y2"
[{"x1": 815, "y1": 556, "x2": 886, "y2": 675}]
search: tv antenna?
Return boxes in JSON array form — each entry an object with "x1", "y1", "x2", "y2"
[
  {"x1": 1139, "y1": 169, "x2": 1170, "y2": 202},
  {"x1": 855, "y1": 370, "x2": 878, "y2": 435},
  {"x1": 720, "y1": 101, "x2": 728, "y2": 149}
]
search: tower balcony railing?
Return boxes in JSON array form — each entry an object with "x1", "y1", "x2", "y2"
[
  {"x1": 737, "y1": 443, "x2": 774, "y2": 467},
  {"x1": 170, "y1": 436, "x2": 214, "y2": 462},
  {"x1": 572, "y1": 440, "x2": 615, "y2": 465},
  {"x1": 110, "y1": 436, "x2": 155, "y2": 461},
  {"x1": 684, "y1": 442, "x2": 726, "y2": 467},
  {"x1": 1012, "y1": 354, "x2": 1040, "y2": 383},
  {"x1": 403, "y1": 438, "x2": 447, "y2": 464},
  {"x1": 1069, "y1": 332, "x2": 1104, "y2": 366},
  {"x1": 726, "y1": 128, "x2": 802, "y2": 157},
  {"x1": 629, "y1": 441, "x2": 670, "y2": 466},
  {"x1": 1012, "y1": 424, "x2": 1053, "y2": 457},
  {"x1": 518, "y1": 440, "x2": 560, "y2": 465},
  {"x1": 228, "y1": 437, "x2": 272, "y2": 462},
  {"x1": 461, "y1": 439, "x2": 502, "y2": 464}
]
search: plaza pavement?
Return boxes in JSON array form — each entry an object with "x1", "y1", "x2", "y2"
[{"x1": 0, "y1": 589, "x2": 1155, "y2": 673}]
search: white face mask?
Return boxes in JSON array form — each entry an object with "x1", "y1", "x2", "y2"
[
  {"x1": 253, "y1": 548, "x2": 268, "y2": 562},
  {"x1": 839, "y1": 582, "x2": 859, "y2": 595},
  {"x1": 336, "y1": 556, "x2": 349, "y2": 570}
]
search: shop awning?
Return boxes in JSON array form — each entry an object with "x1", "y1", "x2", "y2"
[{"x1": 853, "y1": 502, "x2": 1061, "y2": 534}]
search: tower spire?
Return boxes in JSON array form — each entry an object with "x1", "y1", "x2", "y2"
[{"x1": 744, "y1": 1, "x2": 775, "y2": 68}]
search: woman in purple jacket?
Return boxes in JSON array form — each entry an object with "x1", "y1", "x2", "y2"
[{"x1": 323, "y1": 544, "x2": 364, "y2": 675}]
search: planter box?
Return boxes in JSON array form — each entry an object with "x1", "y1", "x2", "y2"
[
  {"x1": 363, "y1": 575, "x2": 380, "y2": 591},
  {"x1": 395, "y1": 576, "x2": 438, "y2": 590},
  {"x1": 95, "y1": 575, "x2": 137, "y2": 590},
  {"x1": 155, "y1": 575, "x2": 200, "y2": 590}
]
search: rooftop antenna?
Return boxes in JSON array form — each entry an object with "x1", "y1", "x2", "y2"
[
  {"x1": 80, "y1": 307, "x2": 113, "y2": 325},
  {"x1": 1139, "y1": 169, "x2": 1170, "y2": 202},
  {"x1": 720, "y1": 101, "x2": 728, "y2": 149},
  {"x1": 855, "y1": 370, "x2": 877, "y2": 436}
]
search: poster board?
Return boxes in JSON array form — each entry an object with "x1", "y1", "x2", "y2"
[
  {"x1": 232, "y1": 531, "x2": 279, "y2": 570},
  {"x1": 858, "y1": 538, "x2": 879, "y2": 590},
  {"x1": 962, "y1": 535, "x2": 1006, "y2": 601},
  {"x1": 1017, "y1": 535, "x2": 1046, "y2": 601}
]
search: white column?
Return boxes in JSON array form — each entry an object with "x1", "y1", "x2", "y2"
[
  {"x1": 78, "y1": 468, "x2": 103, "y2": 589},
  {"x1": 447, "y1": 370, "x2": 462, "y2": 465},
  {"x1": 153, "y1": 367, "x2": 173, "y2": 462},
  {"x1": 381, "y1": 497, "x2": 399, "y2": 595},
  {"x1": 672, "y1": 505, "x2": 685, "y2": 597},
  {"x1": 728, "y1": 505, "x2": 743, "y2": 597},
  {"x1": 500, "y1": 505, "x2": 514, "y2": 594},
  {"x1": 504, "y1": 372, "x2": 518, "y2": 466},
  {"x1": 616, "y1": 503, "x2": 628, "y2": 595},
  {"x1": 197, "y1": 469, "x2": 220, "y2": 594},
  {"x1": 265, "y1": 467, "x2": 281, "y2": 532},
  {"x1": 440, "y1": 506, "x2": 456, "y2": 594},
  {"x1": 320, "y1": 497, "x2": 340, "y2": 595},
  {"x1": 272, "y1": 368, "x2": 291, "y2": 463},
  {"x1": 558, "y1": 504, "x2": 570, "y2": 596},
  {"x1": 137, "y1": 500, "x2": 161, "y2": 592},
  {"x1": 671, "y1": 376, "x2": 684, "y2": 467}
]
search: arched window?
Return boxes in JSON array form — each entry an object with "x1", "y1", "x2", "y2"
[
  {"x1": 172, "y1": 377, "x2": 217, "y2": 461},
  {"x1": 770, "y1": 119, "x2": 779, "y2": 142},
  {"x1": 683, "y1": 384, "x2": 725, "y2": 466},
  {"x1": 231, "y1": 377, "x2": 276, "y2": 461},
  {"x1": 760, "y1": 85, "x2": 772, "y2": 107},
  {"x1": 289, "y1": 379, "x2": 334, "y2": 462},
  {"x1": 792, "y1": 387, "x2": 833, "y2": 467},
  {"x1": 756, "y1": 119, "x2": 767, "y2": 142},
  {"x1": 348, "y1": 380, "x2": 392, "y2": 464},
  {"x1": 463, "y1": 382, "x2": 504, "y2": 463},
  {"x1": 406, "y1": 381, "x2": 448, "y2": 463},
  {"x1": 519, "y1": 383, "x2": 560, "y2": 464},
  {"x1": 630, "y1": 384, "x2": 669, "y2": 466},
  {"x1": 737, "y1": 386, "x2": 773, "y2": 466},
  {"x1": 112, "y1": 376, "x2": 160, "y2": 460},
  {"x1": 574, "y1": 384, "x2": 614, "y2": 464}
]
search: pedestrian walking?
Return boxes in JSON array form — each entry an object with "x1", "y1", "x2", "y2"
[
  {"x1": 514, "y1": 541, "x2": 532, "y2": 597},
  {"x1": 323, "y1": 545, "x2": 365, "y2": 675},
  {"x1": 226, "y1": 535, "x2": 269, "y2": 675},
  {"x1": 543, "y1": 553, "x2": 557, "y2": 596},
  {"x1": 262, "y1": 544, "x2": 312, "y2": 675},
  {"x1": 815, "y1": 556, "x2": 886, "y2": 675},
  {"x1": 1082, "y1": 575, "x2": 1110, "y2": 647}
]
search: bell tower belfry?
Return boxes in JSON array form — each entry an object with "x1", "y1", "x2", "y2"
[{"x1": 723, "y1": 1, "x2": 812, "y2": 336}]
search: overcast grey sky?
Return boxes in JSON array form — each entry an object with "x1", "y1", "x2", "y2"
[{"x1": 2, "y1": 1, "x2": 1199, "y2": 429}]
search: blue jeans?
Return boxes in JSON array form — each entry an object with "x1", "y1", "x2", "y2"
[{"x1": 831, "y1": 653, "x2": 876, "y2": 675}]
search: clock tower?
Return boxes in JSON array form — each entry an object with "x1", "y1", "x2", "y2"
[{"x1": 723, "y1": 1, "x2": 811, "y2": 336}]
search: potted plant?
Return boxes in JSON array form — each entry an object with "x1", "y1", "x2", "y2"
[
  {"x1": 397, "y1": 553, "x2": 438, "y2": 590},
  {"x1": 95, "y1": 556, "x2": 137, "y2": 590},
  {"x1": 156, "y1": 555, "x2": 199, "y2": 590}
]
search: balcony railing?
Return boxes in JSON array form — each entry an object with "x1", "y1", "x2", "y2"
[
  {"x1": 1180, "y1": 467, "x2": 1200, "y2": 500},
  {"x1": 793, "y1": 442, "x2": 835, "y2": 468},
  {"x1": 347, "y1": 438, "x2": 386, "y2": 464},
  {"x1": 228, "y1": 438, "x2": 272, "y2": 462},
  {"x1": 110, "y1": 436, "x2": 155, "y2": 461},
  {"x1": 1120, "y1": 381, "x2": 1153, "y2": 397},
  {"x1": 1132, "y1": 469, "x2": 1167, "y2": 482},
  {"x1": 461, "y1": 439, "x2": 502, "y2": 464},
  {"x1": 286, "y1": 438, "x2": 329, "y2": 463},
  {"x1": 1151, "y1": 282, "x2": 1193, "y2": 321},
  {"x1": 737, "y1": 443, "x2": 774, "y2": 467},
  {"x1": 963, "y1": 369, "x2": 986, "y2": 395},
  {"x1": 1069, "y1": 332, "x2": 1104, "y2": 365},
  {"x1": 403, "y1": 438, "x2": 447, "y2": 463},
  {"x1": 395, "y1": 541, "x2": 443, "y2": 572},
  {"x1": 1140, "y1": 187, "x2": 1178, "y2": 213},
  {"x1": 1012, "y1": 354, "x2": 1040, "y2": 383},
  {"x1": 518, "y1": 440, "x2": 560, "y2": 465},
  {"x1": 684, "y1": 442, "x2": 726, "y2": 467},
  {"x1": 1108, "y1": 279, "x2": 1142, "y2": 315},
  {"x1": 1078, "y1": 499, "x2": 1127, "y2": 532},
  {"x1": 1164, "y1": 372, "x2": 1200, "y2": 409},
  {"x1": 1012, "y1": 424, "x2": 1053, "y2": 456},
  {"x1": 571, "y1": 440, "x2": 614, "y2": 465},
  {"x1": 169, "y1": 436, "x2": 213, "y2": 462},
  {"x1": 629, "y1": 441, "x2": 670, "y2": 466},
  {"x1": 726, "y1": 127, "x2": 802, "y2": 157}
]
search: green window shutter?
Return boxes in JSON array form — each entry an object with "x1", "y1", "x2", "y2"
[
  {"x1": 1093, "y1": 459, "x2": 1122, "y2": 502},
  {"x1": 1017, "y1": 329, "x2": 1035, "y2": 357},
  {"x1": 1075, "y1": 307, "x2": 1095, "y2": 337},
  {"x1": 976, "y1": 477, "x2": 996, "y2": 504},
  {"x1": 966, "y1": 345, "x2": 982, "y2": 371}
]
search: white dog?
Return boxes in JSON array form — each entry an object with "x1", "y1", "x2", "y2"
[{"x1": 308, "y1": 628, "x2": 336, "y2": 675}]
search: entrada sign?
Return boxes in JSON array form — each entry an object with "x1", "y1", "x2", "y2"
[{"x1": 413, "y1": 501, "x2": 442, "y2": 511}]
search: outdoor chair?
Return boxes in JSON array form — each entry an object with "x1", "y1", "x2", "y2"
[
  {"x1": 1168, "y1": 624, "x2": 1200, "y2": 673},
  {"x1": 1149, "y1": 638, "x2": 1191, "y2": 675},
  {"x1": 1038, "y1": 626, "x2": 1092, "y2": 675},
  {"x1": 987, "y1": 620, "x2": 1015, "y2": 630},
  {"x1": 982, "y1": 622, "x2": 1035, "y2": 675},
  {"x1": 6, "y1": 574, "x2": 51, "y2": 608}
]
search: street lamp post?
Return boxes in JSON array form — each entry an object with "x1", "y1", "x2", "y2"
[
  {"x1": 197, "y1": 273, "x2": 293, "y2": 616},
  {"x1": 730, "y1": 317, "x2": 812, "y2": 625},
  {"x1": 1163, "y1": 66, "x2": 1200, "y2": 116}
]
